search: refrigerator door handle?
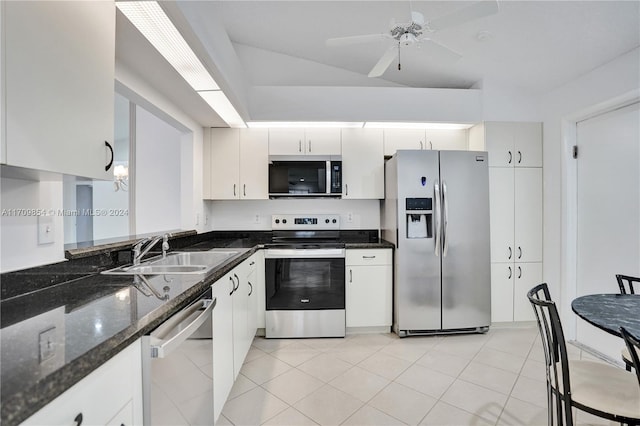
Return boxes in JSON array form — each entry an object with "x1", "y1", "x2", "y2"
[
  {"x1": 434, "y1": 180, "x2": 441, "y2": 256},
  {"x1": 442, "y1": 180, "x2": 449, "y2": 257}
]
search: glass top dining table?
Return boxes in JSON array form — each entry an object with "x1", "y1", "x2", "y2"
[{"x1": 571, "y1": 293, "x2": 640, "y2": 337}]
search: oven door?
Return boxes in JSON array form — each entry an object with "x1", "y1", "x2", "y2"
[
  {"x1": 265, "y1": 249, "x2": 345, "y2": 310},
  {"x1": 264, "y1": 248, "x2": 346, "y2": 338}
]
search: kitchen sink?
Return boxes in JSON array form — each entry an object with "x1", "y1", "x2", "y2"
[
  {"x1": 149, "y1": 250, "x2": 240, "y2": 267},
  {"x1": 101, "y1": 249, "x2": 245, "y2": 276}
]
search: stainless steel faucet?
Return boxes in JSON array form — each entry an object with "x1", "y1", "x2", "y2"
[
  {"x1": 132, "y1": 235, "x2": 163, "y2": 265},
  {"x1": 162, "y1": 233, "x2": 170, "y2": 258}
]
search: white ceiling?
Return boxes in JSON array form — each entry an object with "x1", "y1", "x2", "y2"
[{"x1": 116, "y1": 1, "x2": 640, "y2": 126}]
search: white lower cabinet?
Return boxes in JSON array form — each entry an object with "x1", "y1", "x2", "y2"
[
  {"x1": 491, "y1": 262, "x2": 542, "y2": 322},
  {"x1": 345, "y1": 249, "x2": 393, "y2": 328},
  {"x1": 22, "y1": 340, "x2": 143, "y2": 426},
  {"x1": 212, "y1": 254, "x2": 260, "y2": 423},
  {"x1": 212, "y1": 271, "x2": 235, "y2": 424}
]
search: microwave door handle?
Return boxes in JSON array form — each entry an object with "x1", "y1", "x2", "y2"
[{"x1": 150, "y1": 297, "x2": 216, "y2": 358}]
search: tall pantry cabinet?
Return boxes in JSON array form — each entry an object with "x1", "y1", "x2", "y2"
[{"x1": 470, "y1": 122, "x2": 543, "y2": 322}]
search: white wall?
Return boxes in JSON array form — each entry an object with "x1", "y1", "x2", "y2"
[
  {"x1": 538, "y1": 47, "x2": 640, "y2": 338},
  {"x1": 204, "y1": 199, "x2": 380, "y2": 231},
  {"x1": 134, "y1": 106, "x2": 182, "y2": 234},
  {"x1": 0, "y1": 178, "x2": 66, "y2": 272}
]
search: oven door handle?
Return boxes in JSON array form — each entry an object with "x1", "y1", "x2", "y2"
[
  {"x1": 265, "y1": 248, "x2": 345, "y2": 259},
  {"x1": 149, "y1": 297, "x2": 216, "y2": 358}
]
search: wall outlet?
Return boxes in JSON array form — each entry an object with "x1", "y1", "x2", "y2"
[
  {"x1": 347, "y1": 212, "x2": 353, "y2": 223},
  {"x1": 39, "y1": 327, "x2": 56, "y2": 363},
  {"x1": 254, "y1": 214, "x2": 261, "y2": 224},
  {"x1": 37, "y1": 215, "x2": 54, "y2": 245}
]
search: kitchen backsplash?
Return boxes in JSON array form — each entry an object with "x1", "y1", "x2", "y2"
[{"x1": 203, "y1": 199, "x2": 380, "y2": 230}]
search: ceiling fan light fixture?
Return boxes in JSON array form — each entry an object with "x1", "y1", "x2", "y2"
[{"x1": 400, "y1": 33, "x2": 418, "y2": 45}]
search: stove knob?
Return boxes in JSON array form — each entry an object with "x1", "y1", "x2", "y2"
[
  {"x1": 282, "y1": 219, "x2": 287, "y2": 224},
  {"x1": 275, "y1": 219, "x2": 280, "y2": 224},
  {"x1": 325, "y1": 219, "x2": 330, "y2": 224},
  {"x1": 332, "y1": 219, "x2": 337, "y2": 223}
]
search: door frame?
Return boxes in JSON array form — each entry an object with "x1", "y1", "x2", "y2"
[{"x1": 561, "y1": 89, "x2": 639, "y2": 339}]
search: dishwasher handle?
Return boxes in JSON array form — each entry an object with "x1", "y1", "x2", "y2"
[{"x1": 150, "y1": 296, "x2": 216, "y2": 358}]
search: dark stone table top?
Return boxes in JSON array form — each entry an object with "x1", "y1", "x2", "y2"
[
  {"x1": 571, "y1": 293, "x2": 640, "y2": 337},
  {"x1": 0, "y1": 231, "x2": 392, "y2": 425}
]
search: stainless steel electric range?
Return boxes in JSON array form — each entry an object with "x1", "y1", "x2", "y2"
[{"x1": 264, "y1": 214, "x2": 346, "y2": 338}]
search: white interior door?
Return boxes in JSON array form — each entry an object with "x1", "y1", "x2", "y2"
[{"x1": 576, "y1": 102, "x2": 640, "y2": 360}]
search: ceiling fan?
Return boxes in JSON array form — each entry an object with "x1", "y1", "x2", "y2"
[{"x1": 325, "y1": 0, "x2": 499, "y2": 78}]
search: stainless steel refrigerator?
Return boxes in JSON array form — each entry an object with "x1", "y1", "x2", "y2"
[{"x1": 382, "y1": 150, "x2": 491, "y2": 336}]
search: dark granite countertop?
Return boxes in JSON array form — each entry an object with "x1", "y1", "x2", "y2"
[{"x1": 1, "y1": 230, "x2": 392, "y2": 425}]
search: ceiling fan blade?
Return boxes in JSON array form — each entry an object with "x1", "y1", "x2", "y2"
[
  {"x1": 326, "y1": 33, "x2": 389, "y2": 47},
  {"x1": 429, "y1": 0, "x2": 499, "y2": 31},
  {"x1": 421, "y1": 38, "x2": 462, "y2": 62},
  {"x1": 368, "y1": 46, "x2": 398, "y2": 78}
]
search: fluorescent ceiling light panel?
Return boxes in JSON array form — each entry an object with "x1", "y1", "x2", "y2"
[
  {"x1": 364, "y1": 122, "x2": 474, "y2": 130},
  {"x1": 116, "y1": 1, "x2": 219, "y2": 91},
  {"x1": 247, "y1": 122, "x2": 364, "y2": 129},
  {"x1": 199, "y1": 91, "x2": 247, "y2": 128}
]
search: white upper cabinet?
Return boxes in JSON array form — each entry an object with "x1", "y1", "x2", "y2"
[
  {"x1": 268, "y1": 128, "x2": 341, "y2": 156},
  {"x1": 384, "y1": 129, "x2": 468, "y2": 156},
  {"x1": 341, "y1": 129, "x2": 384, "y2": 199},
  {"x1": 426, "y1": 129, "x2": 468, "y2": 151},
  {"x1": 383, "y1": 129, "x2": 426, "y2": 155},
  {"x1": 484, "y1": 122, "x2": 542, "y2": 168},
  {"x1": 206, "y1": 128, "x2": 268, "y2": 200},
  {"x1": 2, "y1": 1, "x2": 115, "y2": 179}
]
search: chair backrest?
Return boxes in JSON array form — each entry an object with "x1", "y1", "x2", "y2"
[
  {"x1": 620, "y1": 327, "x2": 640, "y2": 387},
  {"x1": 616, "y1": 274, "x2": 639, "y2": 294},
  {"x1": 527, "y1": 283, "x2": 574, "y2": 426}
]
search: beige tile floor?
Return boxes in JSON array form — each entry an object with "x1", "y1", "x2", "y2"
[{"x1": 218, "y1": 325, "x2": 622, "y2": 426}]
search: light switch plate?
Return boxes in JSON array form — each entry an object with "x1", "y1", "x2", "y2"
[
  {"x1": 37, "y1": 215, "x2": 54, "y2": 245},
  {"x1": 39, "y1": 327, "x2": 56, "y2": 363}
]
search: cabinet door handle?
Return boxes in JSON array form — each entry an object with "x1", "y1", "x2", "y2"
[
  {"x1": 429, "y1": 140, "x2": 433, "y2": 150},
  {"x1": 508, "y1": 246, "x2": 512, "y2": 260},
  {"x1": 517, "y1": 266, "x2": 522, "y2": 279},
  {"x1": 508, "y1": 266, "x2": 512, "y2": 279},
  {"x1": 518, "y1": 246, "x2": 522, "y2": 259},
  {"x1": 248, "y1": 281, "x2": 253, "y2": 296},
  {"x1": 518, "y1": 151, "x2": 522, "y2": 164},
  {"x1": 299, "y1": 140, "x2": 302, "y2": 152},
  {"x1": 420, "y1": 141, "x2": 424, "y2": 150},
  {"x1": 308, "y1": 140, "x2": 312, "y2": 152},
  {"x1": 229, "y1": 276, "x2": 235, "y2": 295},
  {"x1": 233, "y1": 184, "x2": 237, "y2": 196},
  {"x1": 362, "y1": 255, "x2": 376, "y2": 259},
  {"x1": 243, "y1": 184, "x2": 246, "y2": 197},
  {"x1": 250, "y1": 261, "x2": 255, "y2": 266},
  {"x1": 105, "y1": 141, "x2": 114, "y2": 171},
  {"x1": 74, "y1": 413, "x2": 83, "y2": 426},
  {"x1": 345, "y1": 184, "x2": 348, "y2": 196},
  {"x1": 349, "y1": 269, "x2": 353, "y2": 283},
  {"x1": 507, "y1": 150, "x2": 512, "y2": 164},
  {"x1": 233, "y1": 274, "x2": 240, "y2": 291}
]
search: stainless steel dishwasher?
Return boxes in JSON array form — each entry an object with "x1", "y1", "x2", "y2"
[{"x1": 141, "y1": 288, "x2": 216, "y2": 426}]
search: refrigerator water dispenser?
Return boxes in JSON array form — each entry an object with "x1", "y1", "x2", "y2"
[{"x1": 405, "y1": 198, "x2": 432, "y2": 239}]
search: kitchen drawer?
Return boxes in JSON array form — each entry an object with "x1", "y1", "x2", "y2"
[{"x1": 346, "y1": 249, "x2": 392, "y2": 266}]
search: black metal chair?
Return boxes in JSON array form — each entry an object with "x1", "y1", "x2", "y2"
[
  {"x1": 621, "y1": 327, "x2": 640, "y2": 388},
  {"x1": 616, "y1": 274, "x2": 639, "y2": 294},
  {"x1": 527, "y1": 283, "x2": 640, "y2": 425},
  {"x1": 617, "y1": 274, "x2": 639, "y2": 371}
]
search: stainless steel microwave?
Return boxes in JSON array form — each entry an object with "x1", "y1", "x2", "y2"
[{"x1": 269, "y1": 160, "x2": 342, "y2": 197}]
